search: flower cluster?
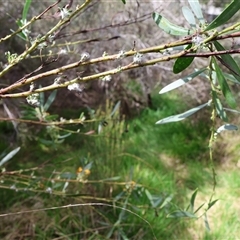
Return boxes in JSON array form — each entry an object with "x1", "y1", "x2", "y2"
[
  {"x1": 133, "y1": 52, "x2": 143, "y2": 64},
  {"x1": 67, "y1": 83, "x2": 83, "y2": 92},
  {"x1": 26, "y1": 93, "x2": 40, "y2": 106}
]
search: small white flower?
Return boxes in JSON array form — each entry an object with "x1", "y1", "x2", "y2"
[
  {"x1": 117, "y1": 50, "x2": 126, "y2": 59},
  {"x1": 48, "y1": 34, "x2": 55, "y2": 44},
  {"x1": 54, "y1": 76, "x2": 65, "y2": 85},
  {"x1": 26, "y1": 93, "x2": 40, "y2": 107},
  {"x1": 101, "y1": 75, "x2": 112, "y2": 82},
  {"x1": 29, "y1": 83, "x2": 35, "y2": 91},
  {"x1": 58, "y1": 48, "x2": 67, "y2": 55},
  {"x1": 67, "y1": 83, "x2": 83, "y2": 92},
  {"x1": 133, "y1": 53, "x2": 143, "y2": 64},
  {"x1": 192, "y1": 35, "x2": 203, "y2": 45},
  {"x1": 60, "y1": 7, "x2": 71, "y2": 19},
  {"x1": 81, "y1": 52, "x2": 90, "y2": 62},
  {"x1": 60, "y1": 117, "x2": 66, "y2": 122},
  {"x1": 46, "y1": 187, "x2": 52, "y2": 194}
]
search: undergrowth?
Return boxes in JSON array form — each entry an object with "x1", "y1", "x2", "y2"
[{"x1": 0, "y1": 93, "x2": 239, "y2": 239}]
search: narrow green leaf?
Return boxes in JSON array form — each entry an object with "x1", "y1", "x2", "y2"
[
  {"x1": 156, "y1": 101, "x2": 210, "y2": 124},
  {"x1": 167, "y1": 210, "x2": 197, "y2": 218},
  {"x1": 160, "y1": 68, "x2": 206, "y2": 94},
  {"x1": 44, "y1": 90, "x2": 57, "y2": 111},
  {"x1": 152, "y1": 197, "x2": 163, "y2": 208},
  {"x1": 224, "y1": 108, "x2": 240, "y2": 114},
  {"x1": 118, "y1": 228, "x2": 129, "y2": 240},
  {"x1": 110, "y1": 100, "x2": 121, "y2": 117},
  {"x1": 0, "y1": 147, "x2": 20, "y2": 167},
  {"x1": 39, "y1": 87, "x2": 45, "y2": 107},
  {"x1": 62, "y1": 181, "x2": 69, "y2": 192},
  {"x1": 159, "y1": 196, "x2": 173, "y2": 209},
  {"x1": 213, "y1": 58, "x2": 236, "y2": 108},
  {"x1": 145, "y1": 189, "x2": 154, "y2": 207},
  {"x1": 84, "y1": 162, "x2": 93, "y2": 170},
  {"x1": 182, "y1": 6, "x2": 196, "y2": 28},
  {"x1": 121, "y1": 0, "x2": 126, "y2": 4},
  {"x1": 58, "y1": 132, "x2": 72, "y2": 139},
  {"x1": 102, "y1": 176, "x2": 121, "y2": 181},
  {"x1": 204, "y1": 0, "x2": 240, "y2": 31},
  {"x1": 212, "y1": 91, "x2": 228, "y2": 122},
  {"x1": 188, "y1": 0, "x2": 205, "y2": 24},
  {"x1": 207, "y1": 199, "x2": 218, "y2": 210},
  {"x1": 214, "y1": 41, "x2": 240, "y2": 82},
  {"x1": 152, "y1": 13, "x2": 192, "y2": 36},
  {"x1": 173, "y1": 44, "x2": 195, "y2": 74},
  {"x1": 204, "y1": 213, "x2": 211, "y2": 231},
  {"x1": 15, "y1": 21, "x2": 27, "y2": 40},
  {"x1": 60, "y1": 172, "x2": 77, "y2": 179},
  {"x1": 22, "y1": 0, "x2": 32, "y2": 21},
  {"x1": 189, "y1": 188, "x2": 198, "y2": 212},
  {"x1": 224, "y1": 73, "x2": 240, "y2": 85},
  {"x1": 194, "y1": 202, "x2": 205, "y2": 214}
]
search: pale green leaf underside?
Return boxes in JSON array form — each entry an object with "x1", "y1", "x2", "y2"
[
  {"x1": 156, "y1": 101, "x2": 210, "y2": 124},
  {"x1": 224, "y1": 108, "x2": 240, "y2": 114},
  {"x1": 153, "y1": 12, "x2": 192, "y2": 36},
  {"x1": 216, "y1": 124, "x2": 238, "y2": 134},
  {"x1": 182, "y1": 6, "x2": 196, "y2": 28},
  {"x1": 0, "y1": 147, "x2": 21, "y2": 167},
  {"x1": 224, "y1": 73, "x2": 240, "y2": 85},
  {"x1": 188, "y1": 0, "x2": 205, "y2": 24},
  {"x1": 159, "y1": 68, "x2": 206, "y2": 94}
]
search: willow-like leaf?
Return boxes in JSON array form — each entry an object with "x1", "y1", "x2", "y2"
[
  {"x1": 207, "y1": 199, "x2": 219, "y2": 210},
  {"x1": 156, "y1": 101, "x2": 210, "y2": 124},
  {"x1": 0, "y1": 147, "x2": 21, "y2": 167},
  {"x1": 189, "y1": 188, "x2": 198, "y2": 212},
  {"x1": 44, "y1": 90, "x2": 57, "y2": 111},
  {"x1": 216, "y1": 124, "x2": 238, "y2": 134},
  {"x1": 213, "y1": 58, "x2": 236, "y2": 108},
  {"x1": 110, "y1": 100, "x2": 121, "y2": 117},
  {"x1": 152, "y1": 12, "x2": 192, "y2": 36},
  {"x1": 182, "y1": 6, "x2": 196, "y2": 28},
  {"x1": 160, "y1": 68, "x2": 206, "y2": 94},
  {"x1": 224, "y1": 73, "x2": 240, "y2": 85},
  {"x1": 167, "y1": 210, "x2": 197, "y2": 218},
  {"x1": 173, "y1": 44, "x2": 196, "y2": 74},
  {"x1": 22, "y1": 0, "x2": 32, "y2": 21},
  {"x1": 205, "y1": 0, "x2": 240, "y2": 31},
  {"x1": 188, "y1": 0, "x2": 205, "y2": 24},
  {"x1": 212, "y1": 91, "x2": 228, "y2": 122},
  {"x1": 204, "y1": 213, "x2": 210, "y2": 231},
  {"x1": 214, "y1": 41, "x2": 240, "y2": 82}
]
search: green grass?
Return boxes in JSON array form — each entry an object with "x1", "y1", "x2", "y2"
[{"x1": 1, "y1": 93, "x2": 240, "y2": 239}]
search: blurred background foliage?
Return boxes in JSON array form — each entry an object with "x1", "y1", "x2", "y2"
[{"x1": 1, "y1": 0, "x2": 240, "y2": 239}]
